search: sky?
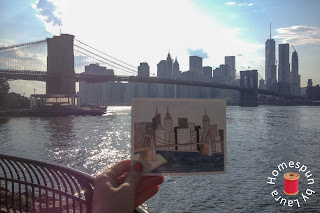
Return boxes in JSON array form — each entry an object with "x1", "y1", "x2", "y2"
[{"x1": 1, "y1": 0, "x2": 320, "y2": 96}]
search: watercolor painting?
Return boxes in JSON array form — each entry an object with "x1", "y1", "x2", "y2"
[{"x1": 131, "y1": 98, "x2": 226, "y2": 175}]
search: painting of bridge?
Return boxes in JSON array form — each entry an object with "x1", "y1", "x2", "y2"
[{"x1": 131, "y1": 98, "x2": 226, "y2": 175}]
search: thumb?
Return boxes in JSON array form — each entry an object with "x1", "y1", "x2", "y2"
[{"x1": 125, "y1": 161, "x2": 143, "y2": 190}]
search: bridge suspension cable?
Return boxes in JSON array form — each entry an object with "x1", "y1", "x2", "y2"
[
  {"x1": 0, "y1": 40, "x2": 46, "y2": 51},
  {"x1": 0, "y1": 39, "x2": 47, "y2": 71},
  {"x1": 74, "y1": 39, "x2": 137, "y2": 69},
  {"x1": 74, "y1": 40, "x2": 140, "y2": 76},
  {"x1": 74, "y1": 49, "x2": 138, "y2": 76},
  {"x1": 74, "y1": 44, "x2": 138, "y2": 75}
]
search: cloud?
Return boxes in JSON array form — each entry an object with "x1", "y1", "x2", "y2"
[
  {"x1": 274, "y1": 26, "x2": 320, "y2": 45},
  {"x1": 32, "y1": 0, "x2": 62, "y2": 35},
  {"x1": 237, "y1": 53, "x2": 243, "y2": 56},
  {"x1": 225, "y1": 2, "x2": 236, "y2": 5},
  {"x1": 225, "y1": 2, "x2": 253, "y2": 6},
  {"x1": 187, "y1": 48, "x2": 208, "y2": 59},
  {"x1": 24, "y1": 0, "x2": 263, "y2": 92},
  {"x1": 237, "y1": 3, "x2": 253, "y2": 6}
]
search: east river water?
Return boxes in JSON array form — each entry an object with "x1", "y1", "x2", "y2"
[{"x1": 0, "y1": 106, "x2": 319, "y2": 212}]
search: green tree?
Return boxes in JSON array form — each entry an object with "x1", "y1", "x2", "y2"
[{"x1": 0, "y1": 77, "x2": 10, "y2": 109}]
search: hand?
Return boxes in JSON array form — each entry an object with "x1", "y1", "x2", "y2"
[{"x1": 91, "y1": 160, "x2": 164, "y2": 213}]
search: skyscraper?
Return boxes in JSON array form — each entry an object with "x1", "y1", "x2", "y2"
[
  {"x1": 278, "y1": 43, "x2": 290, "y2": 83},
  {"x1": 189, "y1": 56, "x2": 203, "y2": 74},
  {"x1": 265, "y1": 24, "x2": 276, "y2": 84},
  {"x1": 157, "y1": 53, "x2": 173, "y2": 78},
  {"x1": 291, "y1": 50, "x2": 300, "y2": 95},
  {"x1": 138, "y1": 62, "x2": 150, "y2": 77},
  {"x1": 219, "y1": 64, "x2": 229, "y2": 81},
  {"x1": 225, "y1": 56, "x2": 236, "y2": 80},
  {"x1": 173, "y1": 57, "x2": 180, "y2": 79},
  {"x1": 157, "y1": 60, "x2": 166, "y2": 78},
  {"x1": 166, "y1": 53, "x2": 173, "y2": 78},
  {"x1": 203, "y1": 66, "x2": 212, "y2": 77}
]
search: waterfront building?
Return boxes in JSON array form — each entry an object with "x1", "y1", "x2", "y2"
[
  {"x1": 259, "y1": 79, "x2": 266, "y2": 89},
  {"x1": 173, "y1": 57, "x2": 181, "y2": 79},
  {"x1": 178, "y1": 71, "x2": 201, "y2": 98},
  {"x1": 225, "y1": 56, "x2": 236, "y2": 80},
  {"x1": 278, "y1": 43, "x2": 290, "y2": 83},
  {"x1": 213, "y1": 67, "x2": 221, "y2": 81},
  {"x1": 157, "y1": 53, "x2": 173, "y2": 78},
  {"x1": 291, "y1": 50, "x2": 300, "y2": 95},
  {"x1": 203, "y1": 66, "x2": 212, "y2": 77},
  {"x1": 79, "y1": 63, "x2": 114, "y2": 106},
  {"x1": 136, "y1": 62, "x2": 150, "y2": 98},
  {"x1": 157, "y1": 53, "x2": 175, "y2": 98},
  {"x1": 138, "y1": 62, "x2": 150, "y2": 77},
  {"x1": 157, "y1": 60, "x2": 167, "y2": 78},
  {"x1": 307, "y1": 85, "x2": 320, "y2": 100},
  {"x1": 189, "y1": 56, "x2": 203, "y2": 74},
  {"x1": 166, "y1": 53, "x2": 173, "y2": 78},
  {"x1": 219, "y1": 64, "x2": 229, "y2": 81},
  {"x1": 308, "y1": 79, "x2": 313, "y2": 87}
]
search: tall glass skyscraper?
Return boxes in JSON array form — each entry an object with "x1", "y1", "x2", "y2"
[
  {"x1": 225, "y1": 56, "x2": 236, "y2": 80},
  {"x1": 278, "y1": 43, "x2": 290, "y2": 83},
  {"x1": 291, "y1": 50, "x2": 300, "y2": 95},
  {"x1": 265, "y1": 25, "x2": 276, "y2": 84}
]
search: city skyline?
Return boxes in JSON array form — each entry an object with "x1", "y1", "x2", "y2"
[{"x1": 1, "y1": 0, "x2": 320, "y2": 96}]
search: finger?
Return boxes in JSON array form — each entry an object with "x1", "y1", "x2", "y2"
[
  {"x1": 125, "y1": 162, "x2": 143, "y2": 190},
  {"x1": 105, "y1": 159, "x2": 131, "y2": 177},
  {"x1": 136, "y1": 176, "x2": 164, "y2": 194},
  {"x1": 117, "y1": 172, "x2": 128, "y2": 185},
  {"x1": 134, "y1": 185, "x2": 159, "y2": 209}
]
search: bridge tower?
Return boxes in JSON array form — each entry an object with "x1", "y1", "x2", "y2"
[
  {"x1": 46, "y1": 34, "x2": 75, "y2": 94},
  {"x1": 139, "y1": 135, "x2": 158, "y2": 162},
  {"x1": 240, "y1": 70, "x2": 258, "y2": 107}
]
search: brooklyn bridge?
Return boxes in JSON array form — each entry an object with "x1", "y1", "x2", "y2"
[{"x1": 0, "y1": 34, "x2": 302, "y2": 106}]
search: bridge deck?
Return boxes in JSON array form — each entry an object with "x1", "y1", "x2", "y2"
[{"x1": 0, "y1": 69, "x2": 303, "y2": 99}]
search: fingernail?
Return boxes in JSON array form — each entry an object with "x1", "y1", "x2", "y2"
[{"x1": 133, "y1": 162, "x2": 143, "y2": 172}]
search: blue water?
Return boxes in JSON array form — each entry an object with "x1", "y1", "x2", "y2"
[
  {"x1": 153, "y1": 151, "x2": 224, "y2": 173},
  {"x1": 0, "y1": 106, "x2": 319, "y2": 212}
]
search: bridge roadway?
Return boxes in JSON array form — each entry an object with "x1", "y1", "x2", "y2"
[{"x1": 0, "y1": 69, "x2": 301, "y2": 99}]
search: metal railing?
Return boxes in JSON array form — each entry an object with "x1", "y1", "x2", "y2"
[
  {"x1": 0, "y1": 154, "x2": 147, "y2": 213},
  {"x1": 0, "y1": 154, "x2": 94, "y2": 212}
]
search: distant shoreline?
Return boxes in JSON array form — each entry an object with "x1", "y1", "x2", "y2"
[{"x1": 0, "y1": 108, "x2": 105, "y2": 117}]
